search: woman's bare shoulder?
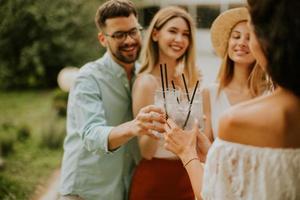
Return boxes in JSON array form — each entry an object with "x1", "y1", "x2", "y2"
[
  {"x1": 135, "y1": 73, "x2": 158, "y2": 84},
  {"x1": 133, "y1": 74, "x2": 158, "y2": 93},
  {"x1": 132, "y1": 74, "x2": 160, "y2": 115},
  {"x1": 218, "y1": 95, "x2": 284, "y2": 146},
  {"x1": 219, "y1": 92, "x2": 300, "y2": 148}
]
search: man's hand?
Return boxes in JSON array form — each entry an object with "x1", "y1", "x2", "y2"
[{"x1": 130, "y1": 105, "x2": 166, "y2": 139}]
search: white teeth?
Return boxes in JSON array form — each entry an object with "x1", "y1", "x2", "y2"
[
  {"x1": 123, "y1": 47, "x2": 135, "y2": 52},
  {"x1": 171, "y1": 45, "x2": 182, "y2": 51},
  {"x1": 235, "y1": 50, "x2": 248, "y2": 55},
  {"x1": 235, "y1": 49, "x2": 248, "y2": 53}
]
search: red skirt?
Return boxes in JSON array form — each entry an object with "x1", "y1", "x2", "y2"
[{"x1": 129, "y1": 158, "x2": 194, "y2": 200}]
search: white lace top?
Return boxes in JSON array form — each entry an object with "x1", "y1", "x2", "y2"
[{"x1": 202, "y1": 138, "x2": 300, "y2": 200}]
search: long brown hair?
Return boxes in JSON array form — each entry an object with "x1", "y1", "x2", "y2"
[{"x1": 248, "y1": 0, "x2": 299, "y2": 97}]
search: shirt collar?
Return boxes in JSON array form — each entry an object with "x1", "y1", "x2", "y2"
[{"x1": 102, "y1": 52, "x2": 137, "y2": 78}]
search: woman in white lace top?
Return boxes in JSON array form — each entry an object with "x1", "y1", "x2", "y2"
[{"x1": 164, "y1": 0, "x2": 300, "y2": 199}]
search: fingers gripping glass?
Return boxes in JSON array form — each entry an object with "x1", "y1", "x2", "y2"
[{"x1": 104, "y1": 27, "x2": 143, "y2": 42}]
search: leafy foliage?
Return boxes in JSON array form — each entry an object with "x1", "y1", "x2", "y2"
[
  {"x1": 0, "y1": 122, "x2": 31, "y2": 157},
  {"x1": 40, "y1": 111, "x2": 66, "y2": 149},
  {"x1": 0, "y1": 123, "x2": 17, "y2": 157},
  {"x1": 52, "y1": 89, "x2": 69, "y2": 117},
  {"x1": 0, "y1": 0, "x2": 104, "y2": 90}
]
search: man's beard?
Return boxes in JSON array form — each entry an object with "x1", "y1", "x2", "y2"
[{"x1": 109, "y1": 43, "x2": 141, "y2": 64}]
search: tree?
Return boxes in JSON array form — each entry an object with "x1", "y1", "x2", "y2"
[{"x1": 0, "y1": 0, "x2": 104, "y2": 89}]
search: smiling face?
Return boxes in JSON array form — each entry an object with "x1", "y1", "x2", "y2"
[
  {"x1": 227, "y1": 21, "x2": 255, "y2": 66},
  {"x1": 152, "y1": 17, "x2": 190, "y2": 61},
  {"x1": 98, "y1": 14, "x2": 142, "y2": 66}
]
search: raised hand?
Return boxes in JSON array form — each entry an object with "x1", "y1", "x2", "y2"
[
  {"x1": 196, "y1": 130, "x2": 211, "y2": 162},
  {"x1": 164, "y1": 118, "x2": 198, "y2": 164},
  {"x1": 131, "y1": 105, "x2": 166, "y2": 139}
]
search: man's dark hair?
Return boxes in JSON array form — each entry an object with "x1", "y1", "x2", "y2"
[
  {"x1": 95, "y1": 0, "x2": 137, "y2": 30},
  {"x1": 248, "y1": 0, "x2": 300, "y2": 96}
]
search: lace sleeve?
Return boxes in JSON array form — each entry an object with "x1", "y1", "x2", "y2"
[{"x1": 202, "y1": 138, "x2": 300, "y2": 200}]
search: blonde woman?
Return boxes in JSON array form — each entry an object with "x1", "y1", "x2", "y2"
[
  {"x1": 129, "y1": 6, "x2": 200, "y2": 200},
  {"x1": 202, "y1": 8, "x2": 268, "y2": 144}
]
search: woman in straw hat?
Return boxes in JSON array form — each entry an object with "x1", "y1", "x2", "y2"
[
  {"x1": 202, "y1": 7, "x2": 270, "y2": 143},
  {"x1": 164, "y1": 1, "x2": 300, "y2": 199},
  {"x1": 129, "y1": 6, "x2": 201, "y2": 200}
]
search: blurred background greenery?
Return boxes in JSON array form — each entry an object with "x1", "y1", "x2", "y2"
[
  {"x1": 0, "y1": 0, "x2": 105, "y2": 198},
  {"x1": 0, "y1": 0, "x2": 103, "y2": 90},
  {"x1": 0, "y1": 91, "x2": 65, "y2": 199}
]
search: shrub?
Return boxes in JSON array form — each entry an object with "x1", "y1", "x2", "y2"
[
  {"x1": 0, "y1": 123, "x2": 31, "y2": 157},
  {"x1": 52, "y1": 89, "x2": 69, "y2": 117},
  {"x1": 0, "y1": 123, "x2": 17, "y2": 157},
  {"x1": 0, "y1": 175, "x2": 24, "y2": 199},
  {"x1": 40, "y1": 113, "x2": 66, "y2": 149},
  {"x1": 16, "y1": 125, "x2": 30, "y2": 142}
]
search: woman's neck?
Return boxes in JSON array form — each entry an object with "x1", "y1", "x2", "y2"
[
  {"x1": 151, "y1": 58, "x2": 186, "y2": 90},
  {"x1": 228, "y1": 63, "x2": 252, "y2": 91},
  {"x1": 156, "y1": 57, "x2": 179, "y2": 79}
]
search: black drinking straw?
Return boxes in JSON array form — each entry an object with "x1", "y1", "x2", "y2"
[
  {"x1": 160, "y1": 64, "x2": 165, "y2": 98},
  {"x1": 159, "y1": 64, "x2": 168, "y2": 118},
  {"x1": 182, "y1": 80, "x2": 199, "y2": 129},
  {"x1": 182, "y1": 74, "x2": 190, "y2": 102},
  {"x1": 164, "y1": 64, "x2": 169, "y2": 91},
  {"x1": 171, "y1": 80, "x2": 180, "y2": 104}
]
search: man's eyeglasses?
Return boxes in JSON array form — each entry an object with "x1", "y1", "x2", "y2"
[{"x1": 104, "y1": 27, "x2": 143, "y2": 42}]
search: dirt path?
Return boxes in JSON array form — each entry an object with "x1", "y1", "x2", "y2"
[{"x1": 31, "y1": 169, "x2": 60, "y2": 200}]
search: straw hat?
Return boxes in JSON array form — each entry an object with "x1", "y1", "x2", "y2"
[{"x1": 211, "y1": 7, "x2": 249, "y2": 58}]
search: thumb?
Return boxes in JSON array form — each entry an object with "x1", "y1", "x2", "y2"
[
  {"x1": 191, "y1": 119, "x2": 199, "y2": 140},
  {"x1": 193, "y1": 119, "x2": 199, "y2": 131}
]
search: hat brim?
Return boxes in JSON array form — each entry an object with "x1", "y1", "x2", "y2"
[{"x1": 210, "y1": 7, "x2": 249, "y2": 58}]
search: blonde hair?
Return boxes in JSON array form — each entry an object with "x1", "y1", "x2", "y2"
[
  {"x1": 217, "y1": 21, "x2": 268, "y2": 97},
  {"x1": 138, "y1": 6, "x2": 199, "y2": 87}
]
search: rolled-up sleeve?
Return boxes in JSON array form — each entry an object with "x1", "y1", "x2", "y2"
[{"x1": 70, "y1": 73, "x2": 115, "y2": 155}]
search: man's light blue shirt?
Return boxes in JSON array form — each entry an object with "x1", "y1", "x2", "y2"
[{"x1": 59, "y1": 53, "x2": 141, "y2": 200}]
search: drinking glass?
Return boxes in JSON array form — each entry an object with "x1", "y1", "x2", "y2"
[
  {"x1": 153, "y1": 89, "x2": 179, "y2": 138},
  {"x1": 168, "y1": 91, "x2": 204, "y2": 131},
  {"x1": 153, "y1": 89, "x2": 180, "y2": 158}
]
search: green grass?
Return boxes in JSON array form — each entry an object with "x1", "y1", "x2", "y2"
[
  {"x1": 0, "y1": 91, "x2": 54, "y2": 137},
  {"x1": 0, "y1": 90, "x2": 64, "y2": 200}
]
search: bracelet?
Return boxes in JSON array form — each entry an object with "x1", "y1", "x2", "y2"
[{"x1": 184, "y1": 157, "x2": 199, "y2": 167}]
